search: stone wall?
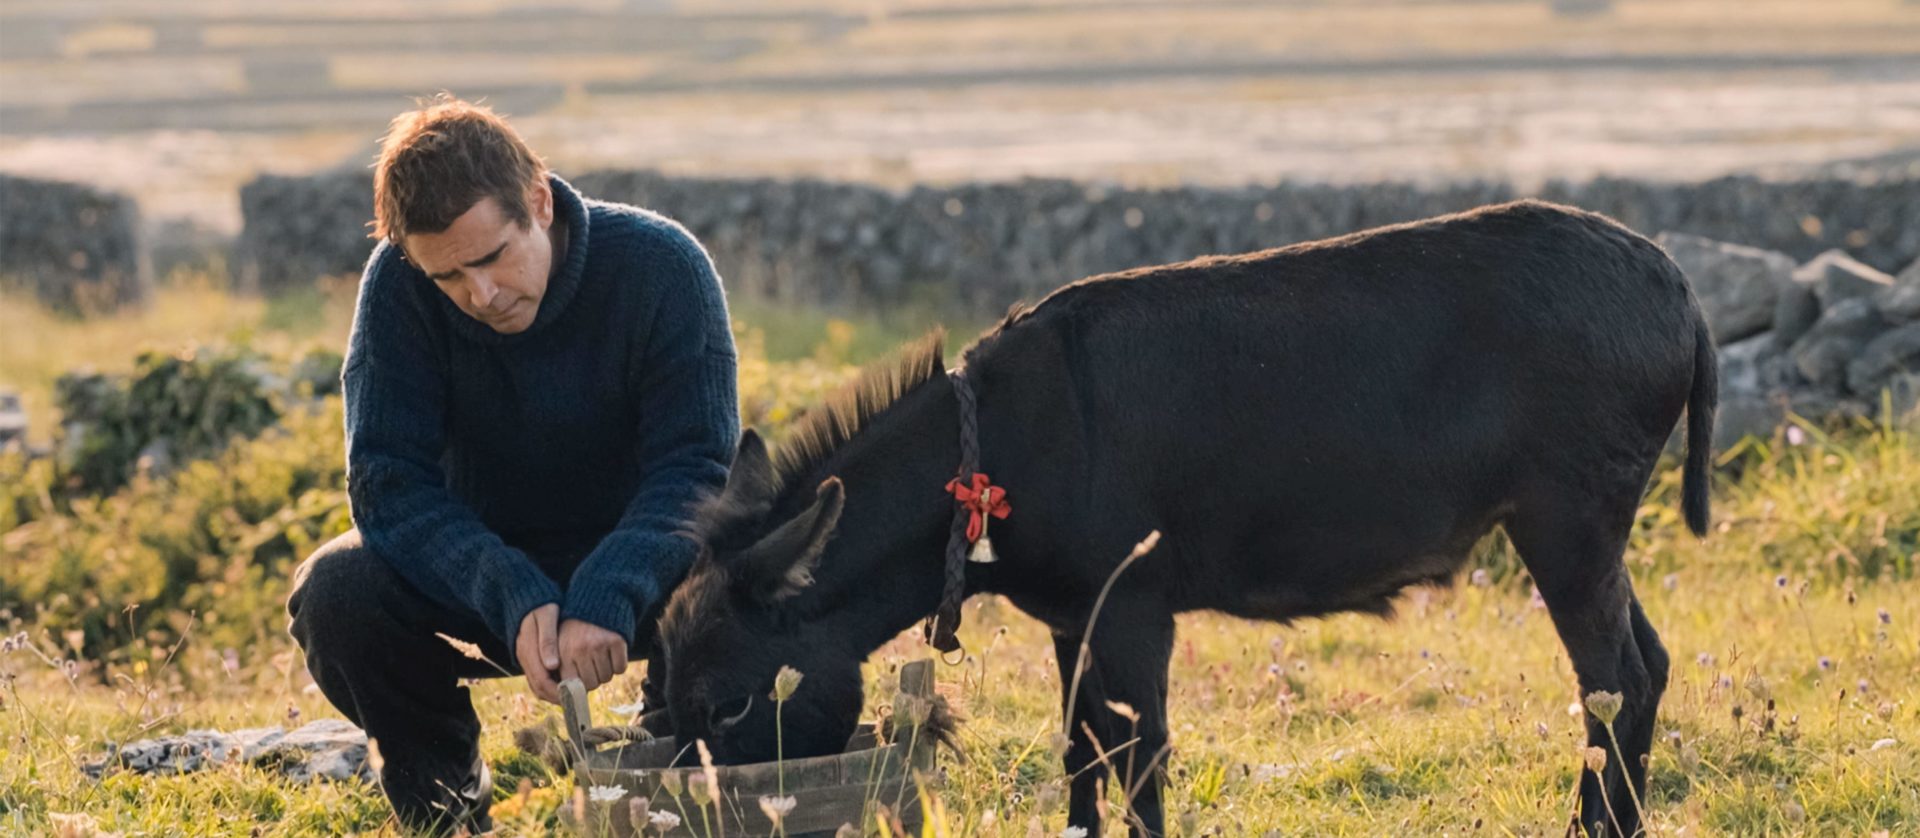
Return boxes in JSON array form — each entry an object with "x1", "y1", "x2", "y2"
[
  {"x1": 1663, "y1": 233, "x2": 1920, "y2": 439},
  {"x1": 9, "y1": 167, "x2": 1889, "y2": 440},
  {"x1": 232, "y1": 169, "x2": 1920, "y2": 319},
  {"x1": 0, "y1": 174, "x2": 149, "y2": 313},
  {"x1": 233, "y1": 172, "x2": 381, "y2": 295}
]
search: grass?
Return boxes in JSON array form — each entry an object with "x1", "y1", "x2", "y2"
[
  {"x1": 2, "y1": 284, "x2": 1918, "y2": 835},
  {"x1": 0, "y1": 276, "x2": 356, "y2": 447}
]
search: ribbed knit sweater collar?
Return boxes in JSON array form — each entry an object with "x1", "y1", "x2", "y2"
[{"x1": 440, "y1": 173, "x2": 592, "y2": 345}]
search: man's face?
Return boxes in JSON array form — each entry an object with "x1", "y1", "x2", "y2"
[{"x1": 403, "y1": 181, "x2": 556, "y2": 334}]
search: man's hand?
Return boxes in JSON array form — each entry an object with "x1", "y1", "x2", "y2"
[
  {"x1": 516, "y1": 606, "x2": 630, "y2": 702},
  {"x1": 516, "y1": 604, "x2": 563, "y2": 704},
  {"x1": 557, "y1": 619, "x2": 628, "y2": 695}
]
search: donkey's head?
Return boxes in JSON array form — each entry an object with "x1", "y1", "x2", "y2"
[
  {"x1": 658, "y1": 430, "x2": 869, "y2": 764},
  {"x1": 660, "y1": 332, "x2": 954, "y2": 764}
]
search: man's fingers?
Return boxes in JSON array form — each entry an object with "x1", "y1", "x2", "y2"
[
  {"x1": 553, "y1": 621, "x2": 629, "y2": 693},
  {"x1": 588, "y1": 655, "x2": 608, "y2": 692},
  {"x1": 525, "y1": 659, "x2": 560, "y2": 704},
  {"x1": 537, "y1": 608, "x2": 560, "y2": 671},
  {"x1": 517, "y1": 605, "x2": 564, "y2": 704},
  {"x1": 518, "y1": 637, "x2": 558, "y2": 704}
]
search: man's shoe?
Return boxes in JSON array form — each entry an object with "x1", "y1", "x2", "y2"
[{"x1": 450, "y1": 755, "x2": 494, "y2": 834}]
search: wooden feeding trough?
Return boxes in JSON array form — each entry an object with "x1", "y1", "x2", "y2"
[{"x1": 560, "y1": 661, "x2": 938, "y2": 837}]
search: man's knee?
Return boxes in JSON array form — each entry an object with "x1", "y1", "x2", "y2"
[{"x1": 287, "y1": 529, "x2": 394, "y2": 652}]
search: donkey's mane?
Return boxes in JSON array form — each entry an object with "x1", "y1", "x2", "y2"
[
  {"x1": 689, "y1": 328, "x2": 948, "y2": 549},
  {"x1": 773, "y1": 328, "x2": 947, "y2": 489}
]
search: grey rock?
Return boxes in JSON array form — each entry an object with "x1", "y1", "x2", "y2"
[
  {"x1": 1878, "y1": 258, "x2": 1920, "y2": 322},
  {"x1": 1885, "y1": 373, "x2": 1920, "y2": 430},
  {"x1": 85, "y1": 719, "x2": 371, "y2": 784},
  {"x1": 1772, "y1": 278, "x2": 1822, "y2": 349},
  {"x1": 1714, "y1": 395, "x2": 1787, "y2": 443},
  {"x1": 1846, "y1": 322, "x2": 1920, "y2": 397},
  {"x1": 1658, "y1": 232, "x2": 1795, "y2": 344},
  {"x1": 1795, "y1": 249, "x2": 1895, "y2": 308},
  {"x1": 1717, "y1": 332, "x2": 1780, "y2": 397},
  {"x1": 1715, "y1": 390, "x2": 1877, "y2": 442},
  {"x1": 1792, "y1": 298, "x2": 1889, "y2": 393}
]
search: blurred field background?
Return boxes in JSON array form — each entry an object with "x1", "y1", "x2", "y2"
[
  {"x1": 7, "y1": 0, "x2": 1920, "y2": 232},
  {"x1": 3, "y1": 0, "x2": 1920, "y2": 835}
]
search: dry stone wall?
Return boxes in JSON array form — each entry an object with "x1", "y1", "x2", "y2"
[
  {"x1": 232, "y1": 170, "x2": 1920, "y2": 317},
  {"x1": 18, "y1": 169, "x2": 1917, "y2": 440},
  {"x1": 0, "y1": 174, "x2": 149, "y2": 313}
]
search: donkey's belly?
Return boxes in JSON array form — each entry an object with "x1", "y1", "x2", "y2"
[
  {"x1": 1156, "y1": 484, "x2": 1509, "y2": 622},
  {"x1": 1201, "y1": 545, "x2": 1477, "y2": 623}
]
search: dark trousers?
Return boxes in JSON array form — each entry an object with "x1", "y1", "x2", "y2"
[{"x1": 286, "y1": 529, "x2": 663, "y2": 831}]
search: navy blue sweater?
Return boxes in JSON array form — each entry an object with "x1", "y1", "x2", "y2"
[{"x1": 342, "y1": 174, "x2": 739, "y2": 651}]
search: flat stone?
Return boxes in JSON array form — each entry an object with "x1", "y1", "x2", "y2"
[
  {"x1": 1794, "y1": 249, "x2": 1896, "y2": 309},
  {"x1": 1846, "y1": 322, "x2": 1920, "y2": 397},
  {"x1": 1878, "y1": 258, "x2": 1920, "y2": 322},
  {"x1": 1792, "y1": 298, "x2": 1889, "y2": 394},
  {"x1": 84, "y1": 720, "x2": 371, "y2": 784},
  {"x1": 1717, "y1": 332, "x2": 1781, "y2": 398},
  {"x1": 1658, "y1": 232, "x2": 1796, "y2": 345},
  {"x1": 1772, "y1": 279, "x2": 1822, "y2": 349}
]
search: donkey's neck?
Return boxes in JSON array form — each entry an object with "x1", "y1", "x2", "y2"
[{"x1": 802, "y1": 376, "x2": 964, "y2": 656}]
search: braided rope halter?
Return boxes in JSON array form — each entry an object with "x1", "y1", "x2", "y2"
[{"x1": 924, "y1": 366, "x2": 1009, "y2": 660}]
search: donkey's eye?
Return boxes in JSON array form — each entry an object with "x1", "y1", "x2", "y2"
[{"x1": 710, "y1": 695, "x2": 753, "y2": 731}]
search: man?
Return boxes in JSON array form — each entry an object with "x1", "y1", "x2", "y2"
[{"x1": 287, "y1": 95, "x2": 739, "y2": 833}]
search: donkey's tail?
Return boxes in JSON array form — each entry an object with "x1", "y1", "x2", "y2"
[{"x1": 1682, "y1": 321, "x2": 1716, "y2": 537}]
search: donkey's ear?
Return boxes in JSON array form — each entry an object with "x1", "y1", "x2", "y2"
[
  {"x1": 717, "y1": 429, "x2": 778, "y2": 513},
  {"x1": 732, "y1": 429, "x2": 774, "y2": 488},
  {"x1": 737, "y1": 477, "x2": 846, "y2": 604}
]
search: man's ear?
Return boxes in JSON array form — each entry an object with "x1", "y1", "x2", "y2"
[
  {"x1": 736, "y1": 477, "x2": 845, "y2": 604},
  {"x1": 529, "y1": 177, "x2": 554, "y2": 228}
]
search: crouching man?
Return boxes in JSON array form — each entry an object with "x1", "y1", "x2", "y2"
[{"x1": 287, "y1": 95, "x2": 739, "y2": 834}]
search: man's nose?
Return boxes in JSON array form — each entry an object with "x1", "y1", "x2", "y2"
[{"x1": 467, "y1": 274, "x2": 499, "y2": 310}]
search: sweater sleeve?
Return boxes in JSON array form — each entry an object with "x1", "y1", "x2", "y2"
[
  {"x1": 342, "y1": 248, "x2": 563, "y2": 652},
  {"x1": 560, "y1": 231, "x2": 740, "y2": 644}
]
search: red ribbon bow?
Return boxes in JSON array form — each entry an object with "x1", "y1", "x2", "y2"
[{"x1": 944, "y1": 472, "x2": 1011, "y2": 543}]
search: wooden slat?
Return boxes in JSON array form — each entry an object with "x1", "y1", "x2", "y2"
[{"x1": 573, "y1": 660, "x2": 940, "y2": 835}]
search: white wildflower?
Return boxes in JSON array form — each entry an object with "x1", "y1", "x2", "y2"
[
  {"x1": 588, "y1": 784, "x2": 626, "y2": 804},
  {"x1": 758, "y1": 794, "x2": 797, "y2": 821},
  {"x1": 648, "y1": 810, "x2": 683, "y2": 831}
]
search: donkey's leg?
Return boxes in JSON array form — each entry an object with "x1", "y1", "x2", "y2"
[
  {"x1": 1051, "y1": 602, "x2": 1176, "y2": 837},
  {"x1": 1624, "y1": 593, "x2": 1671, "y2": 798},
  {"x1": 1508, "y1": 496, "x2": 1663, "y2": 837}
]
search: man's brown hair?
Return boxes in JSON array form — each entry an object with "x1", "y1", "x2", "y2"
[{"x1": 371, "y1": 94, "x2": 547, "y2": 243}]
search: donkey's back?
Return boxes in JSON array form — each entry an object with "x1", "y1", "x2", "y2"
[{"x1": 975, "y1": 199, "x2": 1708, "y2": 615}]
